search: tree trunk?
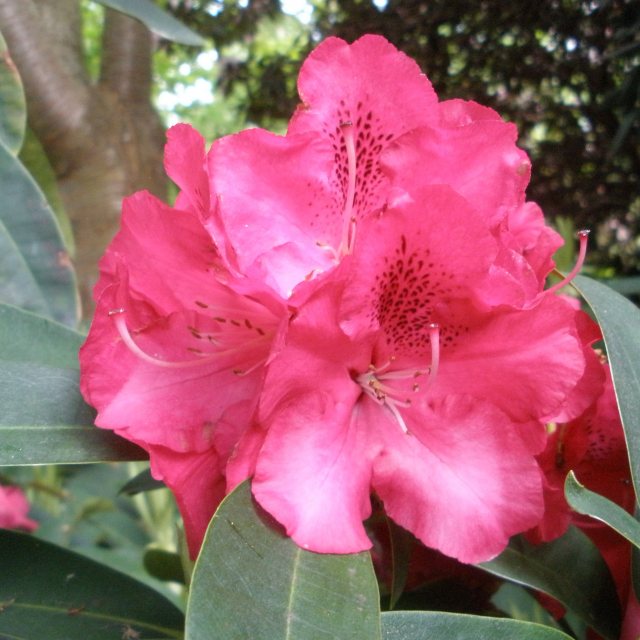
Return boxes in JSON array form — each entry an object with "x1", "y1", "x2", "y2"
[{"x1": 0, "y1": 0, "x2": 167, "y2": 318}]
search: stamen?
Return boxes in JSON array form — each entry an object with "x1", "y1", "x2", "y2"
[
  {"x1": 338, "y1": 121, "x2": 357, "y2": 257},
  {"x1": 109, "y1": 308, "x2": 266, "y2": 369},
  {"x1": 546, "y1": 230, "x2": 590, "y2": 295},
  {"x1": 356, "y1": 326, "x2": 440, "y2": 435}
]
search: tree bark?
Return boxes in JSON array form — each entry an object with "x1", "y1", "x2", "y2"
[{"x1": 0, "y1": 0, "x2": 167, "y2": 318}]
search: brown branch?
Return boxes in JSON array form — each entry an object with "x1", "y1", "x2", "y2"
[
  {"x1": 0, "y1": 0, "x2": 93, "y2": 170},
  {"x1": 99, "y1": 8, "x2": 154, "y2": 105}
]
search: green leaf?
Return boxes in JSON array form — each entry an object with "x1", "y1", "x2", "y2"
[
  {"x1": 574, "y1": 275, "x2": 640, "y2": 503},
  {"x1": 0, "y1": 29, "x2": 26, "y2": 155},
  {"x1": 565, "y1": 471, "x2": 640, "y2": 549},
  {"x1": 381, "y1": 611, "x2": 574, "y2": 639},
  {"x1": 478, "y1": 527, "x2": 621, "y2": 639},
  {"x1": 92, "y1": 0, "x2": 205, "y2": 46},
  {"x1": 185, "y1": 481, "x2": 382, "y2": 640},
  {"x1": 0, "y1": 142, "x2": 78, "y2": 326},
  {"x1": 0, "y1": 216, "x2": 52, "y2": 317},
  {"x1": 0, "y1": 529, "x2": 184, "y2": 639},
  {"x1": 0, "y1": 303, "x2": 145, "y2": 465}
]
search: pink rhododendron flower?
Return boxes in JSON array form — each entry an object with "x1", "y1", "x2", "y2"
[
  {"x1": 0, "y1": 485, "x2": 37, "y2": 532},
  {"x1": 226, "y1": 181, "x2": 599, "y2": 563},
  {"x1": 80, "y1": 125, "x2": 288, "y2": 554},
  {"x1": 80, "y1": 34, "x2": 604, "y2": 562}
]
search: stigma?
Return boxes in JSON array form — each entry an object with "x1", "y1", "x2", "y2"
[{"x1": 545, "y1": 229, "x2": 590, "y2": 295}]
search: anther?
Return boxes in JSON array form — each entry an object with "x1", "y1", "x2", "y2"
[
  {"x1": 108, "y1": 307, "x2": 125, "y2": 316},
  {"x1": 546, "y1": 229, "x2": 590, "y2": 295}
]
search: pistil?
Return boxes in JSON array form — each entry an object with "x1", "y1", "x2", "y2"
[{"x1": 546, "y1": 230, "x2": 590, "y2": 295}]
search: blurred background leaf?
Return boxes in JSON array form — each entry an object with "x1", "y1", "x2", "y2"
[{"x1": 0, "y1": 527, "x2": 184, "y2": 639}]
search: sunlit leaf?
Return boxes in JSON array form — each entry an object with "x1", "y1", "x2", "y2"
[
  {"x1": 565, "y1": 471, "x2": 640, "y2": 549},
  {"x1": 185, "y1": 481, "x2": 381, "y2": 640},
  {"x1": 0, "y1": 529, "x2": 184, "y2": 639},
  {"x1": 0, "y1": 142, "x2": 78, "y2": 326},
  {"x1": 0, "y1": 303, "x2": 145, "y2": 465},
  {"x1": 381, "y1": 611, "x2": 573, "y2": 639},
  {"x1": 479, "y1": 527, "x2": 621, "y2": 639},
  {"x1": 93, "y1": 0, "x2": 205, "y2": 46},
  {"x1": 0, "y1": 29, "x2": 26, "y2": 154}
]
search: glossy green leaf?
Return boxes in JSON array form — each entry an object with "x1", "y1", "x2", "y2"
[
  {"x1": 381, "y1": 611, "x2": 573, "y2": 639},
  {"x1": 93, "y1": 0, "x2": 205, "y2": 46},
  {"x1": 0, "y1": 529, "x2": 183, "y2": 639},
  {"x1": 565, "y1": 471, "x2": 640, "y2": 549},
  {"x1": 574, "y1": 275, "x2": 640, "y2": 502},
  {"x1": 0, "y1": 303, "x2": 145, "y2": 465},
  {"x1": 479, "y1": 527, "x2": 621, "y2": 639},
  {"x1": 185, "y1": 481, "x2": 381, "y2": 640},
  {"x1": 0, "y1": 29, "x2": 26, "y2": 154},
  {"x1": 0, "y1": 142, "x2": 78, "y2": 326}
]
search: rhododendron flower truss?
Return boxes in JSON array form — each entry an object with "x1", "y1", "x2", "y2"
[{"x1": 228, "y1": 186, "x2": 599, "y2": 564}]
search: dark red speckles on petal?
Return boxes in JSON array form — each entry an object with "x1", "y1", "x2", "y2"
[
  {"x1": 327, "y1": 99, "x2": 396, "y2": 226},
  {"x1": 371, "y1": 234, "x2": 466, "y2": 354}
]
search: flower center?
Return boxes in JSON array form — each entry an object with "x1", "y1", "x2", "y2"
[{"x1": 356, "y1": 323, "x2": 440, "y2": 434}]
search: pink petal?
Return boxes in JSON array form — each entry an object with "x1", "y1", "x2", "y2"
[
  {"x1": 290, "y1": 35, "x2": 438, "y2": 230},
  {"x1": 382, "y1": 99, "x2": 530, "y2": 227},
  {"x1": 164, "y1": 124, "x2": 210, "y2": 216},
  {"x1": 210, "y1": 129, "x2": 338, "y2": 297},
  {"x1": 80, "y1": 280, "x2": 267, "y2": 453},
  {"x1": 370, "y1": 394, "x2": 543, "y2": 563},
  {"x1": 503, "y1": 202, "x2": 564, "y2": 284},
  {"x1": 546, "y1": 310, "x2": 604, "y2": 423},
  {"x1": 252, "y1": 389, "x2": 374, "y2": 553},
  {"x1": 0, "y1": 486, "x2": 37, "y2": 532},
  {"x1": 435, "y1": 295, "x2": 588, "y2": 422},
  {"x1": 290, "y1": 35, "x2": 437, "y2": 139},
  {"x1": 148, "y1": 444, "x2": 225, "y2": 559},
  {"x1": 340, "y1": 185, "x2": 498, "y2": 346},
  {"x1": 100, "y1": 190, "x2": 222, "y2": 314}
]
